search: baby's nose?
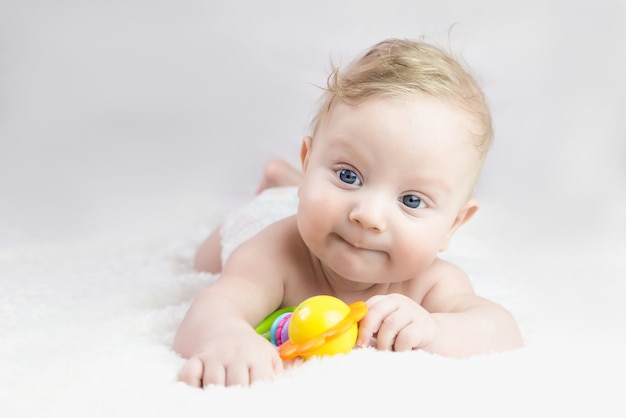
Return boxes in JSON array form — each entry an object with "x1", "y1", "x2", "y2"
[{"x1": 348, "y1": 199, "x2": 387, "y2": 232}]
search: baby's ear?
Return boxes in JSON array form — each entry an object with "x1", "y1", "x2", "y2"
[
  {"x1": 439, "y1": 198, "x2": 479, "y2": 252},
  {"x1": 300, "y1": 136, "x2": 313, "y2": 171}
]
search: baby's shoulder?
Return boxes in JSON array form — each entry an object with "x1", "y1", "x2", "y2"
[
  {"x1": 400, "y1": 258, "x2": 472, "y2": 302},
  {"x1": 222, "y1": 215, "x2": 308, "y2": 284},
  {"x1": 241, "y1": 215, "x2": 307, "y2": 262},
  {"x1": 428, "y1": 257, "x2": 469, "y2": 276},
  {"x1": 424, "y1": 257, "x2": 474, "y2": 289},
  {"x1": 416, "y1": 258, "x2": 476, "y2": 311}
]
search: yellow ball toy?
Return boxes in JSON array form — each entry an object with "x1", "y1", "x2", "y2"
[{"x1": 278, "y1": 295, "x2": 368, "y2": 360}]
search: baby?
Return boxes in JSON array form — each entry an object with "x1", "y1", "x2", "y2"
[{"x1": 174, "y1": 38, "x2": 523, "y2": 387}]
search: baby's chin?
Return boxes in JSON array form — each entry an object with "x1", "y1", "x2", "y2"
[
  {"x1": 321, "y1": 247, "x2": 390, "y2": 279},
  {"x1": 318, "y1": 261, "x2": 380, "y2": 289}
]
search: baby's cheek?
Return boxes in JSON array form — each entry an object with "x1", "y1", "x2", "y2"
[{"x1": 392, "y1": 244, "x2": 436, "y2": 277}]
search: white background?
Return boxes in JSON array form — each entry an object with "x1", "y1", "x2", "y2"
[{"x1": 1, "y1": 0, "x2": 624, "y2": 251}]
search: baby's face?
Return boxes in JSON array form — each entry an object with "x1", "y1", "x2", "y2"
[{"x1": 297, "y1": 95, "x2": 480, "y2": 285}]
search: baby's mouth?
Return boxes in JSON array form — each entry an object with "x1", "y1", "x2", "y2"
[{"x1": 336, "y1": 233, "x2": 377, "y2": 252}]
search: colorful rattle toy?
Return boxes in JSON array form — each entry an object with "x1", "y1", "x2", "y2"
[{"x1": 255, "y1": 295, "x2": 368, "y2": 360}]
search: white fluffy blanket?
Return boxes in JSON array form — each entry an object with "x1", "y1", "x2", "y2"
[{"x1": 2, "y1": 201, "x2": 625, "y2": 417}]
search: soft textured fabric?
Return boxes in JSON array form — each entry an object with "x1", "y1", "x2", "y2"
[{"x1": 2, "y1": 198, "x2": 624, "y2": 417}]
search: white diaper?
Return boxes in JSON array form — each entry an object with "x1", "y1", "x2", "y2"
[{"x1": 220, "y1": 186, "x2": 299, "y2": 265}]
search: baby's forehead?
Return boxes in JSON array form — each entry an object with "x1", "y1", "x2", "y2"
[
  {"x1": 324, "y1": 96, "x2": 483, "y2": 162},
  {"x1": 314, "y1": 97, "x2": 485, "y2": 200},
  {"x1": 324, "y1": 94, "x2": 483, "y2": 147}
]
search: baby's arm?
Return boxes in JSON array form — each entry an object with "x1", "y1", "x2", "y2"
[
  {"x1": 174, "y1": 236, "x2": 286, "y2": 386},
  {"x1": 358, "y1": 260, "x2": 523, "y2": 357},
  {"x1": 420, "y1": 261, "x2": 523, "y2": 356}
]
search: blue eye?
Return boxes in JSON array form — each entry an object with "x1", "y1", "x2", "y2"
[
  {"x1": 337, "y1": 169, "x2": 361, "y2": 185},
  {"x1": 402, "y1": 194, "x2": 423, "y2": 209}
]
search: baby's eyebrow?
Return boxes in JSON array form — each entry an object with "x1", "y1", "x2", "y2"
[{"x1": 406, "y1": 176, "x2": 451, "y2": 198}]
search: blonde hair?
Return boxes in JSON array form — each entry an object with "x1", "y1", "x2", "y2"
[{"x1": 311, "y1": 38, "x2": 493, "y2": 158}]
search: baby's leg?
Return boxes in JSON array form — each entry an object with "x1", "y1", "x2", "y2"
[
  {"x1": 255, "y1": 158, "x2": 302, "y2": 194},
  {"x1": 193, "y1": 227, "x2": 222, "y2": 273},
  {"x1": 194, "y1": 159, "x2": 302, "y2": 274}
]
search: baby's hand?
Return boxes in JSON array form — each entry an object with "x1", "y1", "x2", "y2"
[
  {"x1": 357, "y1": 294, "x2": 441, "y2": 352},
  {"x1": 178, "y1": 328, "x2": 283, "y2": 387}
]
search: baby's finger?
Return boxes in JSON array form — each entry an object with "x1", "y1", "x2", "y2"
[
  {"x1": 356, "y1": 312, "x2": 380, "y2": 347},
  {"x1": 224, "y1": 363, "x2": 252, "y2": 387},
  {"x1": 178, "y1": 356, "x2": 204, "y2": 388},
  {"x1": 376, "y1": 310, "x2": 412, "y2": 351},
  {"x1": 365, "y1": 294, "x2": 387, "y2": 308},
  {"x1": 249, "y1": 356, "x2": 283, "y2": 384},
  {"x1": 392, "y1": 323, "x2": 421, "y2": 351},
  {"x1": 202, "y1": 361, "x2": 226, "y2": 387},
  {"x1": 357, "y1": 298, "x2": 397, "y2": 347}
]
